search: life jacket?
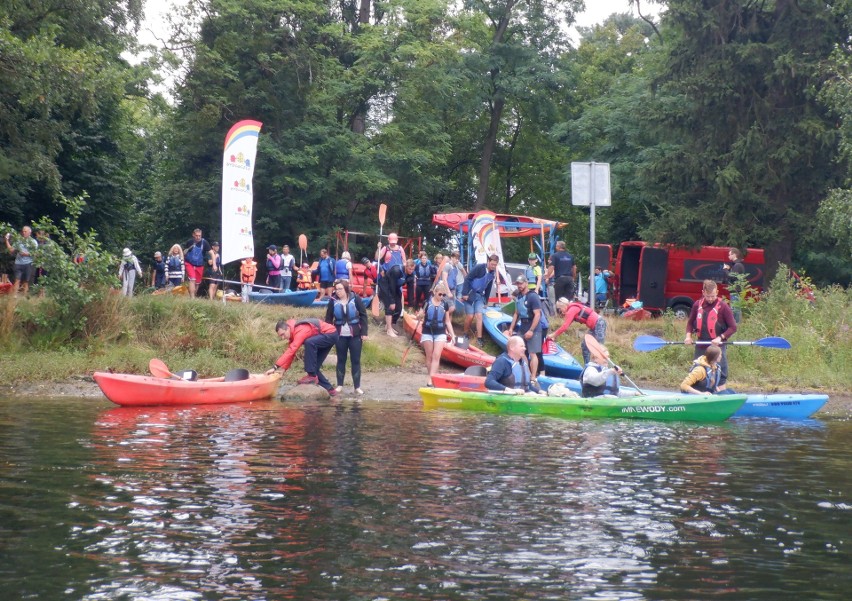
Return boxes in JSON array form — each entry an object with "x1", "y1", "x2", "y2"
[
  {"x1": 335, "y1": 259, "x2": 350, "y2": 280},
  {"x1": 297, "y1": 268, "x2": 313, "y2": 289},
  {"x1": 319, "y1": 257, "x2": 335, "y2": 281},
  {"x1": 696, "y1": 300, "x2": 722, "y2": 339},
  {"x1": 415, "y1": 261, "x2": 433, "y2": 286},
  {"x1": 240, "y1": 260, "x2": 257, "y2": 283},
  {"x1": 447, "y1": 263, "x2": 459, "y2": 291},
  {"x1": 687, "y1": 359, "x2": 721, "y2": 393},
  {"x1": 185, "y1": 241, "x2": 204, "y2": 266},
  {"x1": 280, "y1": 254, "x2": 294, "y2": 277},
  {"x1": 581, "y1": 363, "x2": 620, "y2": 397},
  {"x1": 333, "y1": 297, "x2": 361, "y2": 326},
  {"x1": 167, "y1": 256, "x2": 183, "y2": 279},
  {"x1": 497, "y1": 356, "x2": 530, "y2": 390},
  {"x1": 469, "y1": 267, "x2": 494, "y2": 295},
  {"x1": 267, "y1": 254, "x2": 282, "y2": 275},
  {"x1": 423, "y1": 300, "x2": 449, "y2": 335},
  {"x1": 153, "y1": 261, "x2": 167, "y2": 283},
  {"x1": 380, "y1": 246, "x2": 404, "y2": 272},
  {"x1": 524, "y1": 265, "x2": 540, "y2": 286},
  {"x1": 568, "y1": 302, "x2": 598, "y2": 328},
  {"x1": 123, "y1": 259, "x2": 136, "y2": 273},
  {"x1": 208, "y1": 252, "x2": 221, "y2": 274}
]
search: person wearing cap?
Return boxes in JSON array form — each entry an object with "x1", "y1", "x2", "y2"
[
  {"x1": 524, "y1": 253, "x2": 544, "y2": 296},
  {"x1": 376, "y1": 232, "x2": 407, "y2": 274},
  {"x1": 506, "y1": 274, "x2": 546, "y2": 381},
  {"x1": 548, "y1": 297, "x2": 607, "y2": 365},
  {"x1": 205, "y1": 241, "x2": 222, "y2": 300},
  {"x1": 183, "y1": 228, "x2": 211, "y2": 297},
  {"x1": 314, "y1": 248, "x2": 336, "y2": 301},
  {"x1": 118, "y1": 248, "x2": 142, "y2": 297},
  {"x1": 266, "y1": 245, "x2": 283, "y2": 291},
  {"x1": 280, "y1": 244, "x2": 296, "y2": 291},
  {"x1": 151, "y1": 251, "x2": 167, "y2": 289}
]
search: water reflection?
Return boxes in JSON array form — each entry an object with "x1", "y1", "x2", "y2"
[{"x1": 0, "y1": 397, "x2": 849, "y2": 600}]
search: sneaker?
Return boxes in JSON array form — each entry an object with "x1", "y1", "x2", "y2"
[
  {"x1": 327, "y1": 387, "x2": 337, "y2": 397},
  {"x1": 297, "y1": 374, "x2": 319, "y2": 385},
  {"x1": 355, "y1": 388, "x2": 364, "y2": 395},
  {"x1": 335, "y1": 385, "x2": 343, "y2": 393}
]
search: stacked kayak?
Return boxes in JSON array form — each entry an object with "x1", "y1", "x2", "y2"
[
  {"x1": 482, "y1": 309, "x2": 583, "y2": 379},
  {"x1": 93, "y1": 371, "x2": 282, "y2": 407},
  {"x1": 248, "y1": 289, "x2": 318, "y2": 306},
  {"x1": 402, "y1": 312, "x2": 495, "y2": 369},
  {"x1": 420, "y1": 387, "x2": 746, "y2": 422}
]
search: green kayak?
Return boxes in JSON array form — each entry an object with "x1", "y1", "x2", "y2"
[{"x1": 420, "y1": 387, "x2": 746, "y2": 422}]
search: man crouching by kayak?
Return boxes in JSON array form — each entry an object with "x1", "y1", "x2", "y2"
[
  {"x1": 266, "y1": 318, "x2": 339, "y2": 396},
  {"x1": 485, "y1": 335, "x2": 542, "y2": 395}
]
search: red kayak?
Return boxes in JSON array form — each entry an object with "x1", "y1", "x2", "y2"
[
  {"x1": 432, "y1": 212, "x2": 566, "y2": 238},
  {"x1": 401, "y1": 312, "x2": 495, "y2": 369},
  {"x1": 431, "y1": 372, "x2": 488, "y2": 391},
  {"x1": 93, "y1": 371, "x2": 282, "y2": 407}
]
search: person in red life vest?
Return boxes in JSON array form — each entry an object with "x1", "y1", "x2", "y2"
[
  {"x1": 266, "y1": 318, "x2": 340, "y2": 396},
  {"x1": 547, "y1": 297, "x2": 607, "y2": 365},
  {"x1": 240, "y1": 257, "x2": 257, "y2": 302},
  {"x1": 685, "y1": 280, "x2": 737, "y2": 391},
  {"x1": 680, "y1": 344, "x2": 723, "y2": 395}
]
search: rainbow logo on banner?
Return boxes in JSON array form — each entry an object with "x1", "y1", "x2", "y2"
[{"x1": 221, "y1": 120, "x2": 262, "y2": 265}]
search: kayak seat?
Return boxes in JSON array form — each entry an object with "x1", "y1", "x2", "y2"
[
  {"x1": 454, "y1": 336, "x2": 470, "y2": 350},
  {"x1": 224, "y1": 368, "x2": 250, "y2": 382},
  {"x1": 177, "y1": 369, "x2": 198, "y2": 381},
  {"x1": 463, "y1": 365, "x2": 488, "y2": 377}
]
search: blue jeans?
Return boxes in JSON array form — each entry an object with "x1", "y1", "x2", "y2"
[
  {"x1": 303, "y1": 332, "x2": 339, "y2": 391},
  {"x1": 579, "y1": 318, "x2": 608, "y2": 365}
]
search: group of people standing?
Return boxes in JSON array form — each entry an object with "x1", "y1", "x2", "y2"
[{"x1": 135, "y1": 228, "x2": 222, "y2": 299}]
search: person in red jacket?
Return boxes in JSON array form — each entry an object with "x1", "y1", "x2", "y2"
[
  {"x1": 547, "y1": 298, "x2": 607, "y2": 365},
  {"x1": 265, "y1": 318, "x2": 340, "y2": 396},
  {"x1": 685, "y1": 280, "x2": 737, "y2": 391}
]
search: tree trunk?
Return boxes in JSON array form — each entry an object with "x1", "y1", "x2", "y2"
[{"x1": 350, "y1": 0, "x2": 371, "y2": 135}]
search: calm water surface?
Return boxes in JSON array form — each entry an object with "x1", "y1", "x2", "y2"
[{"x1": 1, "y1": 395, "x2": 850, "y2": 600}]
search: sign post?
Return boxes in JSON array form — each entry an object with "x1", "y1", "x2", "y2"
[{"x1": 571, "y1": 162, "x2": 611, "y2": 305}]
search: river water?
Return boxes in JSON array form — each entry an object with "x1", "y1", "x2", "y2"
[{"x1": 1, "y1": 395, "x2": 850, "y2": 600}]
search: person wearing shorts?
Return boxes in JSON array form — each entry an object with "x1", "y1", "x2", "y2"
[
  {"x1": 418, "y1": 283, "x2": 454, "y2": 386},
  {"x1": 5, "y1": 225, "x2": 37, "y2": 295},
  {"x1": 183, "y1": 228, "x2": 211, "y2": 297},
  {"x1": 506, "y1": 274, "x2": 544, "y2": 382},
  {"x1": 460, "y1": 254, "x2": 499, "y2": 348}
]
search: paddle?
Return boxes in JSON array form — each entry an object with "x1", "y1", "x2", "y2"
[
  {"x1": 401, "y1": 256, "x2": 450, "y2": 366},
  {"x1": 149, "y1": 358, "x2": 179, "y2": 379},
  {"x1": 633, "y1": 335, "x2": 792, "y2": 352},
  {"x1": 584, "y1": 334, "x2": 644, "y2": 395},
  {"x1": 372, "y1": 204, "x2": 387, "y2": 319}
]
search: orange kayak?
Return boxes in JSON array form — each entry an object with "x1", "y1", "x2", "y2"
[
  {"x1": 93, "y1": 371, "x2": 282, "y2": 407},
  {"x1": 401, "y1": 312, "x2": 495, "y2": 369}
]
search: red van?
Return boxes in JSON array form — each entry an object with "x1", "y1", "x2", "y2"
[{"x1": 596, "y1": 242, "x2": 765, "y2": 317}]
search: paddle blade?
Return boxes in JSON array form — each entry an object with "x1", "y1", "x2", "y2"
[
  {"x1": 633, "y1": 335, "x2": 668, "y2": 352},
  {"x1": 753, "y1": 336, "x2": 792, "y2": 349},
  {"x1": 378, "y1": 203, "x2": 387, "y2": 226},
  {"x1": 148, "y1": 358, "x2": 173, "y2": 378},
  {"x1": 298, "y1": 234, "x2": 307, "y2": 251},
  {"x1": 584, "y1": 333, "x2": 606, "y2": 358}
]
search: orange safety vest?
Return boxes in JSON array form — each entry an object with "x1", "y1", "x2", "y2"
[
  {"x1": 297, "y1": 268, "x2": 313, "y2": 290},
  {"x1": 240, "y1": 259, "x2": 257, "y2": 283}
]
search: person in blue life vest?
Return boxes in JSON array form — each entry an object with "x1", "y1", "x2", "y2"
[
  {"x1": 279, "y1": 244, "x2": 296, "y2": 291},
  {"x1": 461, "y1": 253, "x2": 500, "y2": 348},
  {"x1": 183, "y1": 228, "x2": 211, "y2": 297},
  {"x1": 680, "y1": 344, "x2": 723, "y2": 395},
  {"x1": 418, "y1": 282, "x2": 456, "y2": 387},
  {"x1": 325, "y1": 279, "x2": 368, "y2": 395},
  {"x1": 378, "y1": 263, "x2": 406, "y2": 337},
  {"x1": 581, "y1": 343, "x2": 623, "y2": 398},
  {"x1": 265, "y1": 244, "x2": 283, "y2": 291},
  {"x1": 376, "y1": 232, "x2": 407, "y2": 274},
  {"x1": 314, "y1": 248, "x2": 337, "y2": 302},
  {"x1": 150, "y1": 251, "x2": 167, "y2": 289},
  {"x1": 685, "y1": 280, "x2": 737, "y2": 391},
  {"x1": 438, "y1": 251, "x2": 466, "y2": 316},
  {"x1": 335, "y1": 251, "x2": 353, "y2": 282},
  {"x1": 593, "y1": 266, "x2": 612, "y2": 308},
  {"x1": 414, "y1": 251, "x2": 434, "y2": 308},
  {"x1": 166, "y1": 244, "x2": 185, "y2": 288},
  {"x1": 524, "y1": 253, "x2": 545, "y2": 296},
  {"x1": 506, "y1": 274, "x2": 545, "y2": 383},
  {"x1": 485, "y1": 335, "x2": 542, "y2": 394}
]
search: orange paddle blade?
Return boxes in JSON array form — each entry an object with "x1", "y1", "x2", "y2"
[
  {"x1": 148, "y1": 358, "x2": 173, "y2": 379},
  {"x1": 298, "y1": 234, "x2": 307, "y2": 251},
  {"x1": 378, "y1": 203, "x2": 387, "y2": 226}
]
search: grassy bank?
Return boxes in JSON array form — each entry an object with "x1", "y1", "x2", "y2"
[{"x1": 0, "y1": 275, "x2": 848, "y2": 394}]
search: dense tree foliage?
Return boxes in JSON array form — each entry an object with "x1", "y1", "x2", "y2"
[{"x1": 2, "y1": 0, "x2": 851, "y2": 285}]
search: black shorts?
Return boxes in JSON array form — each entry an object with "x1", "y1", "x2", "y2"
[{"x1": 13, "y1": 263, "x2": 34, "y2": 283}]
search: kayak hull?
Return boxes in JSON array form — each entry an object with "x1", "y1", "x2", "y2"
[
  {"x1": 420, "y1": 387, "x2": 745, "y2": 422},
  {"x1": 482, "y1": 309, "x2": 583, "y2": 379},
  {"x1": 536, "y1": 375, "x2": 828, "y2": 419},
  {"x1": 402, "y1": 312, "x2": 495, "y2": 368},
  {"x1": 93, "y1": 372, "x2": 282, "y2": 407},
  {"x1": 248, "y1": 289, "x2": 318, "y2": 306}
]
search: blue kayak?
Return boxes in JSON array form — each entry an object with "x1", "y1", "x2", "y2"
[
  {"x1": 482, "y1": 309, "x2": 583, "y2": 379},
  {"x1": 247, "y1": 289, "x2": 318, "y2": 307},
  {"x1": 536, "y1": 375, "x2": 828, "y2": 419}
]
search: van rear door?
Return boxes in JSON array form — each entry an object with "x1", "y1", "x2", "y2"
[{"x1": 637, "y1": 246, "x2": 668, "y2": 311}]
